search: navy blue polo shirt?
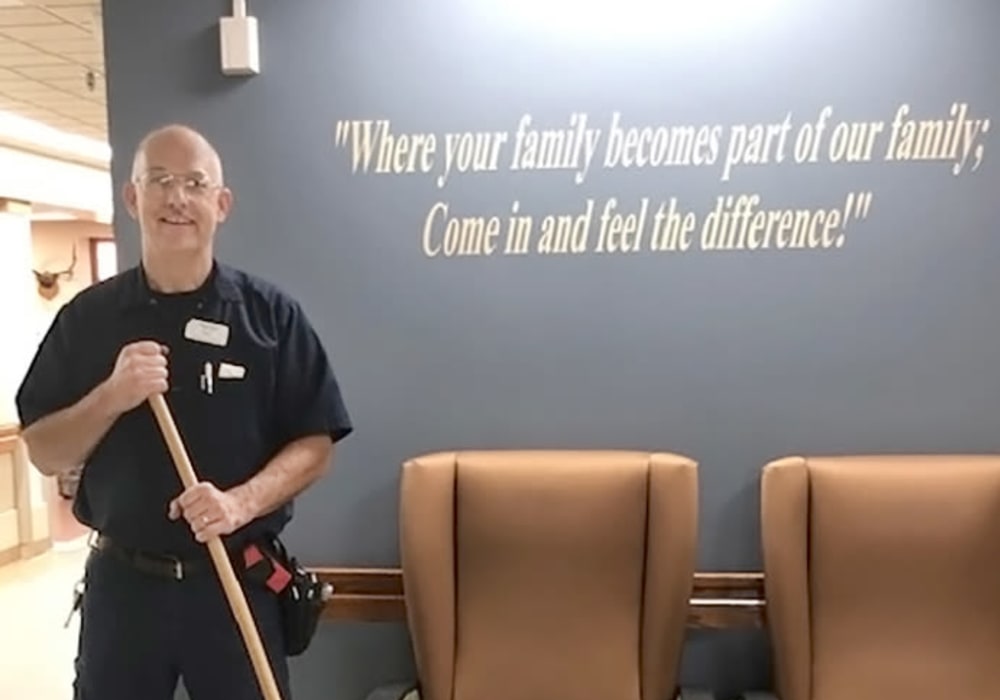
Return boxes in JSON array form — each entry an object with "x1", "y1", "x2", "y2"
[{"x1": 15, "y1": 261, "x2": 353, "y2": 557}]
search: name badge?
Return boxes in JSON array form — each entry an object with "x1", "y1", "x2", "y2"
[{"x1": 184, "y1": 318, "x2": 229, "y2": 347}]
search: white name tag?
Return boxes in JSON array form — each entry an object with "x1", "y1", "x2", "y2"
[
  {"x1": 218, "y1": 362, "x2": 246, "y2": 379},
  {"x1": 184, "y1": 318, "x2": 229, "y2": 347}
]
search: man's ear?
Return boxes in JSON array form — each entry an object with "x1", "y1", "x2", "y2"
[
  {"x1": 122, "y1": 181, "x2": 139, "y2": 219},
  {"x1": 216, "y1": 186, "x2": 234, "y2": 223}
]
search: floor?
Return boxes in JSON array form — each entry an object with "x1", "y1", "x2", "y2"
[{"x1": 0, "y1": 534, "x2": 89, "y2": 700}]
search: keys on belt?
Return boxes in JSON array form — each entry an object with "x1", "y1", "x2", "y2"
[
  {"x1": 64, "y1": 579, "x2": 84, "y2": 629},
  {"x1": 62, "y1": 534, "x2": 204, "y2": 628}
]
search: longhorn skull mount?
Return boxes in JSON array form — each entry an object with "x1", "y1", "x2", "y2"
[{"x1": 33, "y1": 244, "x2": 78, "y2": 299}]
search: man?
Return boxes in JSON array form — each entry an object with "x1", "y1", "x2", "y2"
[{"x1": 15, "y1": 124, "x2": 353, "y2": 699}]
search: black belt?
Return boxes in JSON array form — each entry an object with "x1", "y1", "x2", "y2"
[{"x1": 91, "y1": 533, "x2": 228, "y2": 581}]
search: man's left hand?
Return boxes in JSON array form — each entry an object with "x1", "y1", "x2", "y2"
[{"x1": 168, "y1": 481, "x2": 250, "y2": 543}]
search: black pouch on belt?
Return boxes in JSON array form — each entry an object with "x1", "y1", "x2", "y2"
[{"x1": 242, "y1": 535, "x2": 333, "y2": 657}]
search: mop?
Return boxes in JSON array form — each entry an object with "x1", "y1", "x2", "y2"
[{"x1": 149, "y1": 393, "x2": 283, "y2": 700}]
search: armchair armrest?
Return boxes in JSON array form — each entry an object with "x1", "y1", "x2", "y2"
[
  {"x1": 678, "y1": 687, "x2": 716, "y2": 700},
  {"x1": 364, "y1": 681, "x2": 419, "y2": 700}
]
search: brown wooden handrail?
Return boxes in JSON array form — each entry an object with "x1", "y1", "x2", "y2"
[{"x1": 312, "y1": 568, "x2": 766, "y2": 629}]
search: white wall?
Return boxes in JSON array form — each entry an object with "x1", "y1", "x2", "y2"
[
  {"x1": 0, "y1": 144, "x2": 114, "y2": 546},
  {"x1": 0, "y1": 211, "x2": 36, "y2": 427},
  {"x1": 31, "y1": 219, "x2": 114, "y2": 334},
  {"x1": 0, "y1": 145, "x2": 112, "y2": 222}
]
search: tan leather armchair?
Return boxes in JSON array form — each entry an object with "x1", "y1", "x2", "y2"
[
  {"x1": 368, "y1": 449, "x2": 709, "y2": 700},
  {"x1": 752, "y1": 454, "x2": 1000, "y2": 700}
]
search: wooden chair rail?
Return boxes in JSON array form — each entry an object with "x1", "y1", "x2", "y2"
[
  {"x1": 312, "y1": 568, "x2": 766, "y2": 629},
  {"x1": 0, "y1": 424, "x2": 19, "y2": 453}
]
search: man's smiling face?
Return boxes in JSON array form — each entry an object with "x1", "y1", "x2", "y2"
[{"x1": 123, "y1": 126, "x2": 233, "y2": 257}]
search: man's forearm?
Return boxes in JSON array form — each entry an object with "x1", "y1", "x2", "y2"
[
  {"x1": 21, "y1": 382, "x2": 120, "y2": 477},
  {"x1": 230, "y1": 434, "x2": 334, "y2": 524}
]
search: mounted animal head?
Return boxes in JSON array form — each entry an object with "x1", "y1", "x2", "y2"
[{"x1": 33, "y1": 244, "x2": 77, "y2": 300}]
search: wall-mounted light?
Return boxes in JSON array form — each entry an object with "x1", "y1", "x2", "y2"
[{"x1": 220, "y1": 0, "x2": 261, "y2": 76}]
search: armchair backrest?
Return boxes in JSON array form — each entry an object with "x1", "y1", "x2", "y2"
[
  {"x1": 399, "y1": 450, "x2": 698, "y2": 700},
  {"x1": 762, "y1": 455, "x2": 1000, "y2": 700}
]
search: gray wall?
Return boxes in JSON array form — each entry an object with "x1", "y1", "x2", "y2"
[{"x1": 101, "y1": 0, "x2": 1000, "y2": 698}]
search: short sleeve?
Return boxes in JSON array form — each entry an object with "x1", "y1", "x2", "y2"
[
  {"x1": 272, "y1": 299, "x2": 353, "y2": 446},
  {"x1": 16, "y1": 304, "x2": 83, "y2": 429}
]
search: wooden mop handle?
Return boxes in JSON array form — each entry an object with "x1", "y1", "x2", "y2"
[{"x1": 148, "y1": 393, "x2": 283, "y2": 700}]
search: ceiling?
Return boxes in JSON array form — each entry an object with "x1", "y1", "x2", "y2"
[{"x1": 0, "y1": 0, "x2": 106, "y2": 144}]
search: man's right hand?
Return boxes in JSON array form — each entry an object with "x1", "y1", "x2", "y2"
[
  {"x1": 20, "y1": 340, "x2": 171, "y2": 477},
  {"x1": 102, "y1": 341, "x2": 169, "y2": 414}
]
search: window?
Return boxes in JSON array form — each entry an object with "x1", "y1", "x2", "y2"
[{"x1": 90, "y1": 238, "x2": 117, "y2": 283}]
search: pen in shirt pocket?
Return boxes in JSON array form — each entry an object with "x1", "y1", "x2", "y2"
[{"x1": 200, "y1": 361, "x2": 214, "y2": 395}]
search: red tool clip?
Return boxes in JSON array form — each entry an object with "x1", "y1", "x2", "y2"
[{"x1": 243, "y1": 543, "x2": 292, "y2": 594}]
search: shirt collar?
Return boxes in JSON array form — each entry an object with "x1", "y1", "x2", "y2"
[{"x1": 118, "y1": 260, "x2": 243, "y2": 310}]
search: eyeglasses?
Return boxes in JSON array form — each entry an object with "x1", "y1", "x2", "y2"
[{"x1": 137, "y1": 171, "x2": 218, "y2": 197}]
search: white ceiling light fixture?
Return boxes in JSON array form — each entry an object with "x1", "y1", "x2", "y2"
[{"x1": 0, "y1": 109, "x2": 111, "y2": 169}]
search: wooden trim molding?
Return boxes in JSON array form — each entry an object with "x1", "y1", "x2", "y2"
[
  {"x1": 689, "y1": 572, "x2": 766, "y2": 628},
  {"x1": 19, "y1": 536, "x2": 51, "y2": 560},
  {"x1": 313, "y1": 568, "x2": 766, "y2": 629},
  {"x1": 0, "y1": 198, "x2": 31, "y2": 216},
  {"x1": 1, "y1": 424, "x2": 41, "y2": 557},
  {"x1": 89, "y1": 236, "x2": 117, "y2": 284},
  {"x1": 0, "y1": 424, "x2": 19, "y2": 453},
  {"x1": 89, "y1": 237, "x2": 100, "y2": 285},
  {"x1": 0, "y1": 424, "x2": 51, "y2": 557},
  {"x1": 0, "y1": 546, "x2": 19, "y2": 568}
]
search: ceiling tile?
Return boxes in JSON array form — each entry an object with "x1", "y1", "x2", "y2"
[
  {"x1": 46, "y1": 6, "x2": 99, "y2": 26},
  {"x1": 39, "y1": 76, "x2": 91, "y2": 93},
  {"x1": 0, "y1": 38, "x2": 35, "y2": 54},
  {"x1": 30, "y1": 91, "x2": 85, "y2": 106},
  {"x1": 1, "y1": 22, "x2": 93, "y2": 42},
  {"x1": 13, "y1": 63, "x2": 81, "y2": 79},
  {"x1": 0, "y1": 95, "x2": 31, "y2": 111},
  {"x1": 60, "y1": 51, "x2": 101, "y2": 63},
  {"x1": 0, "y1": 0, "x2": 107, "y2": 144},
  {"x1": 26, "y1": 37, "x2": 98, "y2": 54},
  {"x1": 0, "y1": 51, "x2": 67, "y2": 66},
  {"x1": 6, "y1": 77, "x2": 52, "y2": 93},
  {"x1": 22, "y1": 1, "x2": 101, "y2": 6},
  {"x1": 0, "y1": 8, "x2": 62, "y2": 26}
]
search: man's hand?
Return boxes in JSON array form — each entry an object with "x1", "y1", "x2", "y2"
[
  {"x1": 20, "y1": 341, "x2": 169, "y2": 477},
  {"x1": 101, "y1": 340, "x2": 169, "y2": 414},
  {"x1": 168, "y1": 481, "x2": 251, "y2": 543}
]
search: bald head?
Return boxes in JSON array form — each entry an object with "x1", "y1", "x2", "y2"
[
  {"x1": 122, "y1": 123, "x2": 234, "y2": 264},
  {"x1": 130, "y1": 124, "x2": 225, "y2": 184}
]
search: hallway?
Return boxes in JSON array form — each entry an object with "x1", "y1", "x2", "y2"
[{"x1": 0, "y1": 538, "x2": 88, "y2": 700}]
